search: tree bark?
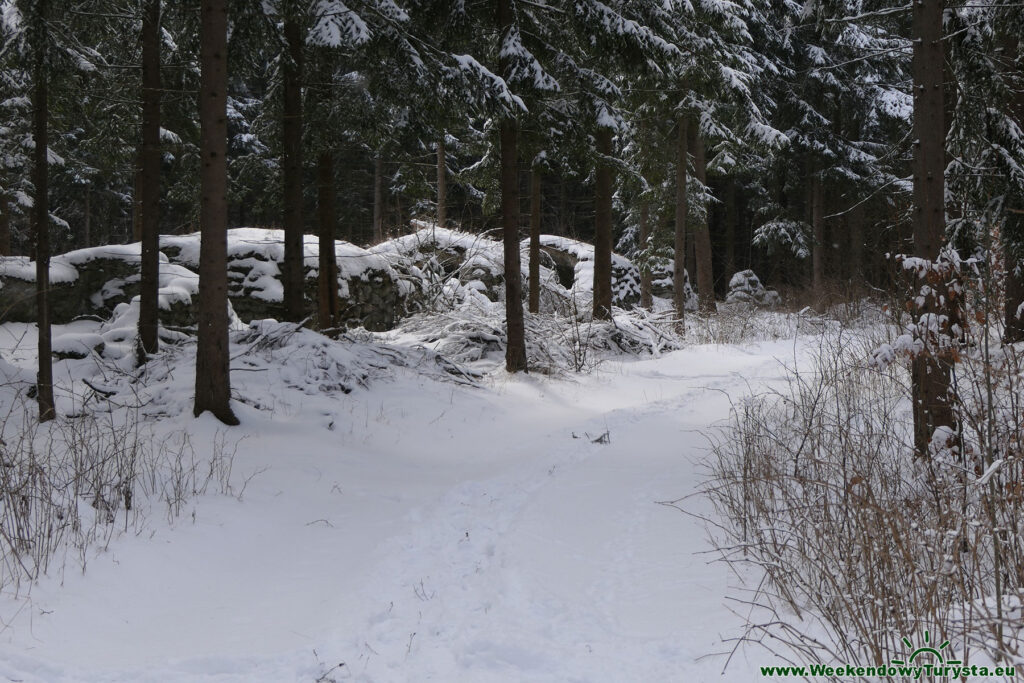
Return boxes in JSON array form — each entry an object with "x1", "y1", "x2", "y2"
[
  {"x1": 1005, "y1": 247, "x2": 1024, "y2": 343},
  {"x1": 372, "y1": 155, "x2": 384, "y2": 243},
  {"x1": 281, "y1": 11, "x2": 305, "y2": 321},
  {"x1": 528, "y1": 166, "x2": 542, "y2": 314},
  {"x1": 83, "y1": 184, "x2": 91, "y2": 247},
  {"x1": 593, "y1": 127, "x2": 614, "y2": 320},
  {"x1": 137, "y1": 0, "x2": 162, "y2": 361},
  {"x1": 673, "y1": 115, "x2": 688, "y2": 322},
  {"x1": 1003, "y1": 40, "x2": 1024, "y2": 343},
  {"x1": 724, "y1": 178, "x2": 736, "y2": 278},
  {"x1": 910, "y1": 0, "x2": 954, "y2": 456},
  {"x1": 811, "y1": 171, "x2": 825, "y2": 305},
  {"x1": 557, "y1": 177, "x2": 568, "y2": 236},
  {"x1": 32, "y1": 0, "x2": 54, "y2": 422},
  {"x1": 0, "y1": 196, "x2": 10, "y2": 255},
  {"x1": 437, "y1": 136, "x2": 447, "y2": 230},
  {"x1": 499, "y1": 0, "x2": 526, "y2": 372},
  {"x1": 194, "y1": 0, "x2": 238, "y2": 425},
  {"x1": 849, "y1": 198, "x2": 864, "y2": 283},
  {"x1": 317, "y1": 151, "x2": 339, "y2": 329},
  {"x1": 690, "y1": 127, "x2": 716, "y2": 313},
  {"x1": 639, "y1": 198, "x2": 652, "y2": 310},
  {"x1": 132, "y1": 161, "x2": 142, "y2": 241}
]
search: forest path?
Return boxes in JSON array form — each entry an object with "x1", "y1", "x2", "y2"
[{"x1": 0, "y1": 335, "x2": 803, "y2": 682}]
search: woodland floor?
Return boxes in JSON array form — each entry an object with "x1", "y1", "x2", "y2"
[{"x1": 0, "y1": 319, "x2": 806, "y2": 682}]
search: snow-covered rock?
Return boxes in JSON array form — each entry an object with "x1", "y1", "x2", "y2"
[
  {"x1": 538, "y1": 235, "x2": 641, "y2": 307},
  {"x1": 725, "y1": 270, "x2": 781, "y2": 308},
  {"x1": 646, "y1": 256, "x2": 698, "y2": 311},
  {"x1": 51, "y1": 332, "x2": 105, "y2": 359},
  {"x1": 162, "y1": 229, "x2": 402, "y2": 330},
  {"x1": 371, "y1": 223, "x2": 507, "y2": 308}
]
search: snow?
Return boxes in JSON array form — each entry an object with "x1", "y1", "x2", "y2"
[
  {"x1": 309, "y1": 0, "x2": 372, "y2": 47},
  {"x1": 0, "y1": 255, "x2": 79, "y2": 284},
  {"x1": 156, "y1": 262, "x2": 201, "y2": 309},
  {"x1": 160, "y1": 228, "x2": 395, "y2": 304},
  {"x1": 63, "y1": 243, "x2": 146, "y2": 265},
  {"x1": 0, "y1": 316, "x2": 803, "y2": 682},
  {"x1": 537, "y1": 234, "x2": 634, "y2": 286}
]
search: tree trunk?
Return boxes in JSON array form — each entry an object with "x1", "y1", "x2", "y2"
[
  {"x1": 910, "y1": 0, "x2": 953, "y2": 456},
  {"x1": 0, "y1": 196, "x2": 10, "y2": 255},
  {"x1": 84, "y1": 184, "x2": 91, "y2": 247},
  {"x1": 1003, "y1": 41, "x2": 1024, "y2": 343},
  {"x1": 690, "y1": 127, "x2": 716, "y2": 313},
  {"x1": 673, "y1": 115, "x2": 688, "y2": 322},
  {"x1": 1005, "y1": 247, "x2": 1024, "y2": 343},
  {"x1": 558, "y1": 177, "x2": 568, "y2": 236},
  {"x1": 811, "y1": 171, "x2": 825, "y2": 307},
  {"x1": 437, "y1": 136, "x2": 447, "y2": 230},
  {"x1": 499, "y1": 0, "x2": 526, "y2": 372},
  {"x1": 639, "y1": 199, "x2": 652, "y2": 309},
  {"x1": 194, "y1": 0, "x2": 238, "y2": 426},
  {"x1": 137, "y1": 0, "x2": 162, "y2": 361},
  {"x1": 132, "y1": 161, "x2": 142, "y2": 241},
  {"x1": 281, "y1": 12, "x2": 305, "y2": 322},
  {"x1": 849, "y1": 198, "x2": 864, "y2": 284},
  {"x1": 593, "y1": 127, "x2": 614, "y2": 320},
  {"x1": 528, "y1": 166, "x2": 542, "y2": 314},
  {"x1": 32, "y1": 0, "x2": 54, "y2": 422},
  {"x1": 317, "y1": 151, "x2": 339, "y2": 329},
  {"x1": 724, "y1": 178, "x2": 736, "y2": 278},
  {"x1": 372, "y1": 155, "x2": 384, "y2": 243}
]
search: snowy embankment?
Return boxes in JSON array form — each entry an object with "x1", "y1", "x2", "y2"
[{"x1": 0, "y1": 320, "x2": 802, "y2": 682}]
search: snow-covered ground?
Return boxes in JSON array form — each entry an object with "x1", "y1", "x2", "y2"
[{"x1": 0, "y1": 319, "x2": 803, "y2": 682}]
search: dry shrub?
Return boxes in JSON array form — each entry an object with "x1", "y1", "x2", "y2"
[
  {"x1": 704, "y1": 323, "x2": 1024, "y2": 673},
  {"x1": 0, "y1": 385, "x2": 240, "y2": 595}
]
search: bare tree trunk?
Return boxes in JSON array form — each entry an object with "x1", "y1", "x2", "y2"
[
  {"x1": 690, "y1": 128, "x2": 716, "y2": 313},
  {"x1": 137, "y1": 0, "x2": 162, "y2": 361},
  {"x1": 557, "y1": 178, "x2": 567, "y2": 236},
  {"x1": 849, "y1": 198, "x2": 864, "y2": 284},
  {"x1": 372, "y1": 155, "x2": 384, "y2": 243},
  {"x1": 0, "y1": 196, "x2": 10, "y2": 255},
  {"x1": 499, "y1": 0, "x2": 526, "y2": 372},
  {"x1": 592, "y1": 127, "x2": 613, "y2": 320},
  {"x1": 132, "y1": 161, "x2": 142, "y2": 242},
  {"x1": 437, "y1": 136, "x2": 446, "y2": 230},
  {"x1": 811, "y1": 171, "x2": 825, "y2": 307},
  {"x1": 83, "y1": 184, "x2": 91, "y2": 247},
  {"x1": 194, "y1": 0, "x2": 238, "y2": 425},
  {"x1": 1003, "y1": 42, "x2": 1024, "y2": 343},
  {"x1": 639, "y1": 199, "x2": 652, "y2": 309},
  {"x1": 317, "y1": 151, "x2": 339, "y2": 329},
  {"x1": 724, "y1": 178, "x2": 736, "y2": 278},
  {"x1": 1004, "y1": 249, "x2": 1024, "y2": 342},
  {"x1": 910, "y1": 0, "x2": 953, "y2": 456},
  {"x1": 528, "y1": 166, "x2": 542, "y2": 313},
  {"x1": 281, "y1": 11, "x2": 305, "y2": 321},
  {"x1": 673, "y1": 115, "x2": 688, "y2": 322},
  {"x1": 32, "y1": 0, "x2": 54, "y2": 422}
]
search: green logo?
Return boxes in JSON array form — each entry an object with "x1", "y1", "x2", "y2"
[{"x1": 891, "y1": 630, "x2": 961, "y2": 667}]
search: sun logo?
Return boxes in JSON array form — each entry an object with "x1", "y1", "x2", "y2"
[{"x1": 891, "y1": 630, "x2": 962, "y2": 666}]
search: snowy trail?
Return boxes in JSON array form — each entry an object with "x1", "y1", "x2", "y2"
[{"x1": 0, "y1": 340, "x2": 802, "y2": 682}]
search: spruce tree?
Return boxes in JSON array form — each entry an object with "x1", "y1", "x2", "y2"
[{"x1": 194, "y1": 0, "x2": 238, "y2": 426}]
